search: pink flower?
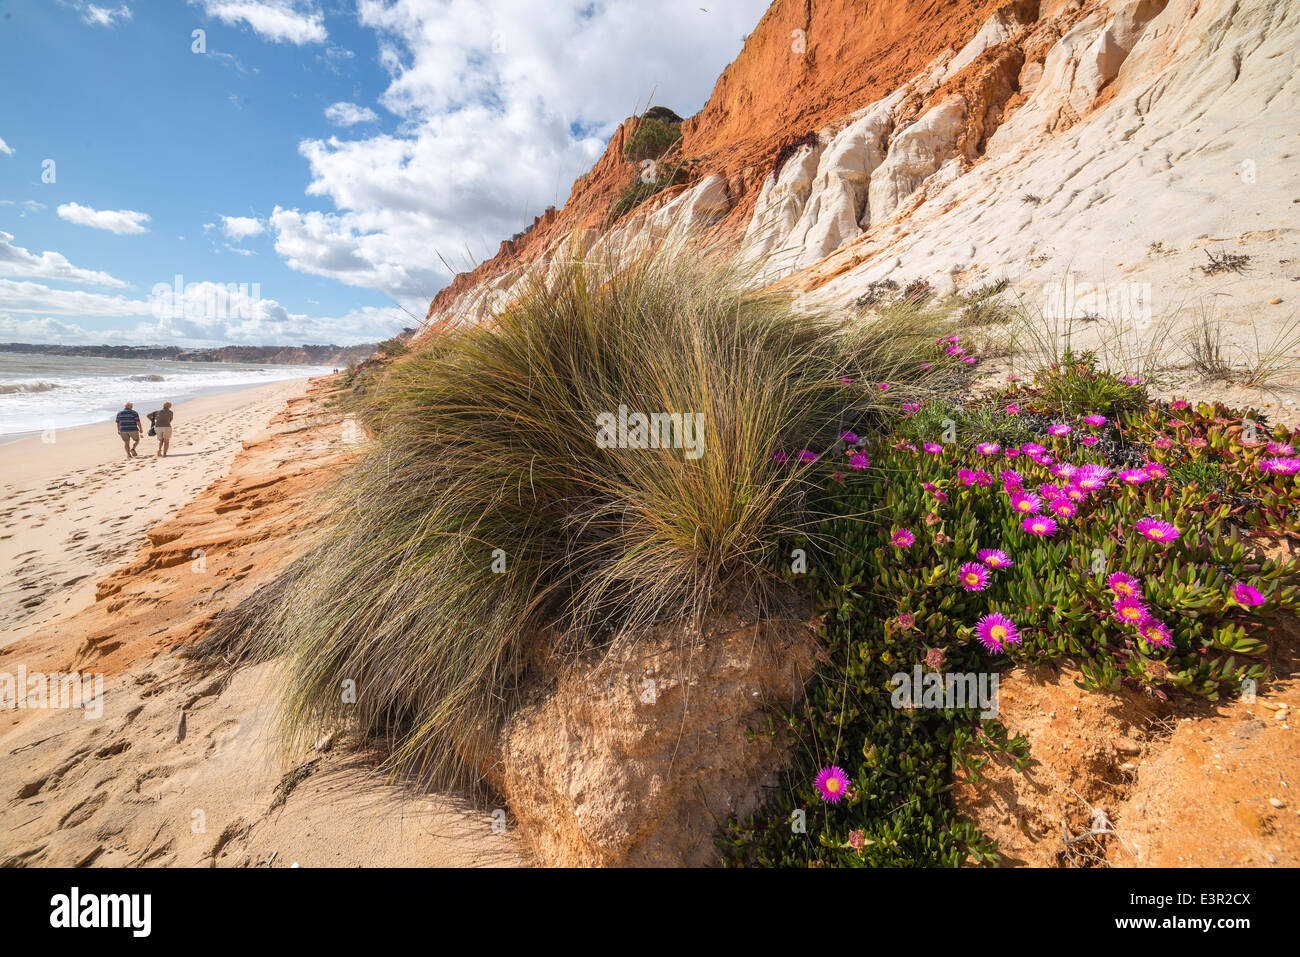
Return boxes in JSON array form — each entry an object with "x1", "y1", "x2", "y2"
[
  {"x1": 840, "y1": 377, "x2": 854, "y2": 385},
  {"x1": 1135, "y1": 517, "x2": 1180, "y2": 543},
  {"x1": 1107, "y1": 572, "x2": 1140, "y2": 598},
  {"x1": 1260, "y1": 457, "x2": 1300, "y2": 475},
  {"x1": 1022, "y1": 515, "x2": 1057, "y2": 536},
  {"x1": 958, "y1": 468, "x2": 978, "y2": 487},
  {"x1": 772, "y1": 451, "x2": 790, "y2": 463},
  {"x1": 945, "y1": 345, "x2": 965, "y2": 356},
  {"x1": 902, "y1": 402, "x2": 921, "y2": 413},
  {"x1": 1231, "y1": 582, "x2": 1265, "y2": 607},
  {"x1": 923, "y1": 443, "x2": 943, "y2": 455},
  {"x1": 1266, "y1": 442, "x2": 1294, "y2": 455},
  {"x1": 962, "y1": 356, "x2": 977, "y2": 365},
  {"x1": 1010, "y1": 491, "x2": 1042, "y2": 514},
  {"x1": 972, "y1": 470, "x2": 993, "y2": 486},
  {"x1": 976, "y1": 442, "x2": 1000, "y2": 455},
  {"x1": 1082, "y1": 414, "x2": 1106, "y2": 427},
  {"x1": 958, "y1": 562, "x2": 991, "y2": 592},
  {"x1": 1188, "y1": 437, "x2": 1208, "y2": 449},
  {"x1": 1049, "y1": 498, "x2": 1077, "y2": 518},
  {"x1": 1022, "y1": 443, "x2": 1045, "y2": 455},
  {"x1": 1075, "y1": 465, "x2": 1112, "y2": 490},
  {"x1": 814, "y1": 765, "x2": 851, "y2": 804},
  {"x1": 1048, "y1": 424, "x2": 1071, "y2": 437},
  {"x1": 1113, "y1": 595, "x2": 1152, "y2": 626},
  {"x1": 897, "y1": 612, "x2": 916, "y2": 630},
  {"x1": 849, "y1": 452, "x2": 870, "y2": 471},
  {"x1": 1138, "y1": 620, "x2": 1173, "y2": 649},
  {"x1": 1144, "y1": 462, "x2": 1167, "y2": 480},
  {"x1": 1118, "y1": 468, "x2": 1149, "y2": 485},
  {"x1": 798, "y1": 450, "x2": 819, "y2": 463},
  {"x1": 976, "y1": 612, "x2": 1021, "y2": 653},
  {"x1": 1000, "y1": 469, "x2": 1023, "y2": 490},
  {"x1": 1003, "y1": 448, "x2": 1020, "y2": 459},
  {"x1": 977, "y1": 548, "x2": 1013, "y2": 569},
  {"x1": 1050, "y1": 463, "x2": 1079, "y2": 481},
  {"x1": 1063, "y1": 484, "x2": 1087, "y2": 502},
  {"x1": 1005, "y1": 404, "x2": 1020, "y2": 415},
  {"x1": 890, "y1": 528, "x2": 916, "y2": 548},
  {"x1": 1079, "y1": 436, "x2": 1099, "y2": 447},
  {"x1": 878, "y1": 382, "x2": 891, "y2": 391},
  {"x1": 1152, "y1": 436, "x2": 1173, "y2": 450},
  {"x1": 1170, "y1": 400, "x2": 1189, "y2": 410},
  {"x1": 841, "y1": 430, "x2": 860, "y2": 444}
]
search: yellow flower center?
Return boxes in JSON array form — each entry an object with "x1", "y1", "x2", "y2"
[
  {"x1": 826, "y1": 778, "x2": 841, "y2": 793},
  {"x1": 991, "y1": 626, "x2": 1007, "y2": 641}
]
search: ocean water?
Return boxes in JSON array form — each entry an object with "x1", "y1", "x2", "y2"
[{"x1": 0, "y1": 352, "x2": 333, "y2": 437}]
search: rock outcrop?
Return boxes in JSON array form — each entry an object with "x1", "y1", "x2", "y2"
[
  {"x1": 495, "y1": 607, "x2": 818, "y2": 867},
  {"x1": 424, "y1": 0, "x2": 1300, "y2": 343}
]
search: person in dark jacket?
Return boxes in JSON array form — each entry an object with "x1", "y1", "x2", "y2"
[
  {"x1": 114, "y1": 402, "x2": 141, "y2": 458},
  {"x1": 147, "y1": 401, "x2": 174, "y2": 457}
]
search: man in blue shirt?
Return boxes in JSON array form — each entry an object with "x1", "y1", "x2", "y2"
[{"x1": 115, "y1": 402, "x2": 142, "y2": 458}]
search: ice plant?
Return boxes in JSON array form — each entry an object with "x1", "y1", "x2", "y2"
[
  {"x1": 1009, "y1": 490, "x2": 1042, "y2": 514},
  {"x1": 1113, "y1": 595, "x2": 1151, "y2": 626},
  {"x1": 1259, "y1": 457, "x2": 1300, "y2": 475},
  {"x1": 1006, "y1": 403, "x2": 1020, "y2": 415},
  {"x1": 1075, "y1": 465, "x2": 1111, "y2": 490},
  {"x1": 1135, "y1": 516, "x2": 1180, "y2": 543},
  {"x1": 1138, "y1": 620, "x2": 1173, "y2": 649},
  {"x1": 1082, "y1": 414, "x2": 1106, "y2": 427},
  {"x1": 849, "y1": 452, "x2": 870, "y2": 471},
  {"x1": 897, "y1": 612, "x2": 916, "y2": 630},
  {"x1": 1048, "y1": 423, "x2": 1071, "y2": 437},
  {"x1": 976, "y1": 442, "x2": 1000, "y2": 455},
  {"x1": 1000, "y1": 469, "x2": 1023, "y2": 490},
  {"x1": 1079, "y1": 435, "x2": 1099, "y2": 447},
  {"x1": 798, "y1": 450, "x2": 819, "y2": 463},
  {"x1": 1231, "y1": 582, "x2": 1265, "y2": 607},
  {"x1": 1107, "y1": 572, "x2": 1139, "y2": 598},
  {"x1": 890, "y1": 528, "x2": 915, "y2": 548},
  {"x1": 814, "y1": 766, "x2": 851, "y2": 804},
  {"x1": 923, "y1": 443, "x2": 943, "y2": 455},
  {"x1": 957, "y1": 562, "x2": 991, "y2": 591},
  {"x1": 1022, "y1": 515, "x2": 1057, "y2": 536},
  {"x1": 1266, "y1": 442, "x2": 1294, "y2": 455},
  {"x1": 1118, "y1": 468, "x2": 1149, "y2": 485},
  {"x1": 1144, "y1": 462, "x2": 1167, "y2": 480},
  {"x1": 1048, "y1": 498, "x2": 1077, "y2": 518},
  {"x1": 840, "y1": 430, "x2": 859, "y2": 445},
  {"x1": 1022, "y1": 443, "x2": 1045, "y2": 455},
  {"x1": 975, "y1": 612, "x2": 1021, "y2": 653},
  {"x1": 772, "y1": 451, "x2": 790, "y2": 463},
  {"x1": 976, "y1": 548, "x2": 1013, "y2": 569}
]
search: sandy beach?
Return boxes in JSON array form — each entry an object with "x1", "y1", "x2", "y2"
[
  {"x1": 0, "y1": 376, "x2": 525, "y2": 867},
  {"x1": 0, "y1": 380, "x2": 312, "y2": 644}
]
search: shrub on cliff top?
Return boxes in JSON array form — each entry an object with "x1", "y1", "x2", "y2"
[{"x1": 226, "y1": 244, "x2": 966, "y2": 788}]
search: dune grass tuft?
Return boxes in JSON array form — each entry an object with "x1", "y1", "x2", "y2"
[{"x1": 226, "y1": 244, "x2": 960, "y2": 788}]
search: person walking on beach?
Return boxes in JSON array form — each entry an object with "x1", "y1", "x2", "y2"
[
  {"x1": 115, "y1": 402, "x2": 141, "y2": 458},
  {"x1": 148, "y1": 401, "x2": 174, "y2": 457}
]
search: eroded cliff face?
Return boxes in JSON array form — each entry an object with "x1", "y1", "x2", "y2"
[{"x1": 425, "y1": 0, "x2": 1300, "y2": 343}]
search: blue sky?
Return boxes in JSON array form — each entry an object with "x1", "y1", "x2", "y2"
[{"x1": 0, "y1": 0, "x2": 768, "y2": 346}]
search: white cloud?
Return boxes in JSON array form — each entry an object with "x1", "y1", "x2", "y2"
[
  {"x1": 57, "y1": 202, "x2": 151, "y2": 235},
  {"x1": 324, "y1": 102, "x2": 379, "y2": 126},
  {"x1": 270, "y1": 0, "x2": 766, "y2": 306},
  {"x1": 192, "y1": 1, "x2": 327, "y2": 45},
  {"x1": 0, "y1": 200, "x2": 46, "y2": 217},
  {"x1": 0, "y1": 231, "x2": 127, "y2": 287},
  {"x1": 63, "y1": 2, "x2": 133, "y2": 27},
  {"x1": 0, "y1": 279, "x2": 406, "y2": 346},
  {"x1": 0, "y1": 278, "x2": 153, "y2": 316},
  {"x1": 0, "y1": 137, "x2": 13, "y2": 156},
  {"x1": 224, "y1": 243, "x2": 257, "y2": 256},
  {"x1": 221, "y1": 215, "x2": 265, "y2": 240}
]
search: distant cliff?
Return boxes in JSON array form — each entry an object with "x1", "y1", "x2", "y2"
[{"x1": 0, "y1": 342, "x2": 381, "y2": 367}]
